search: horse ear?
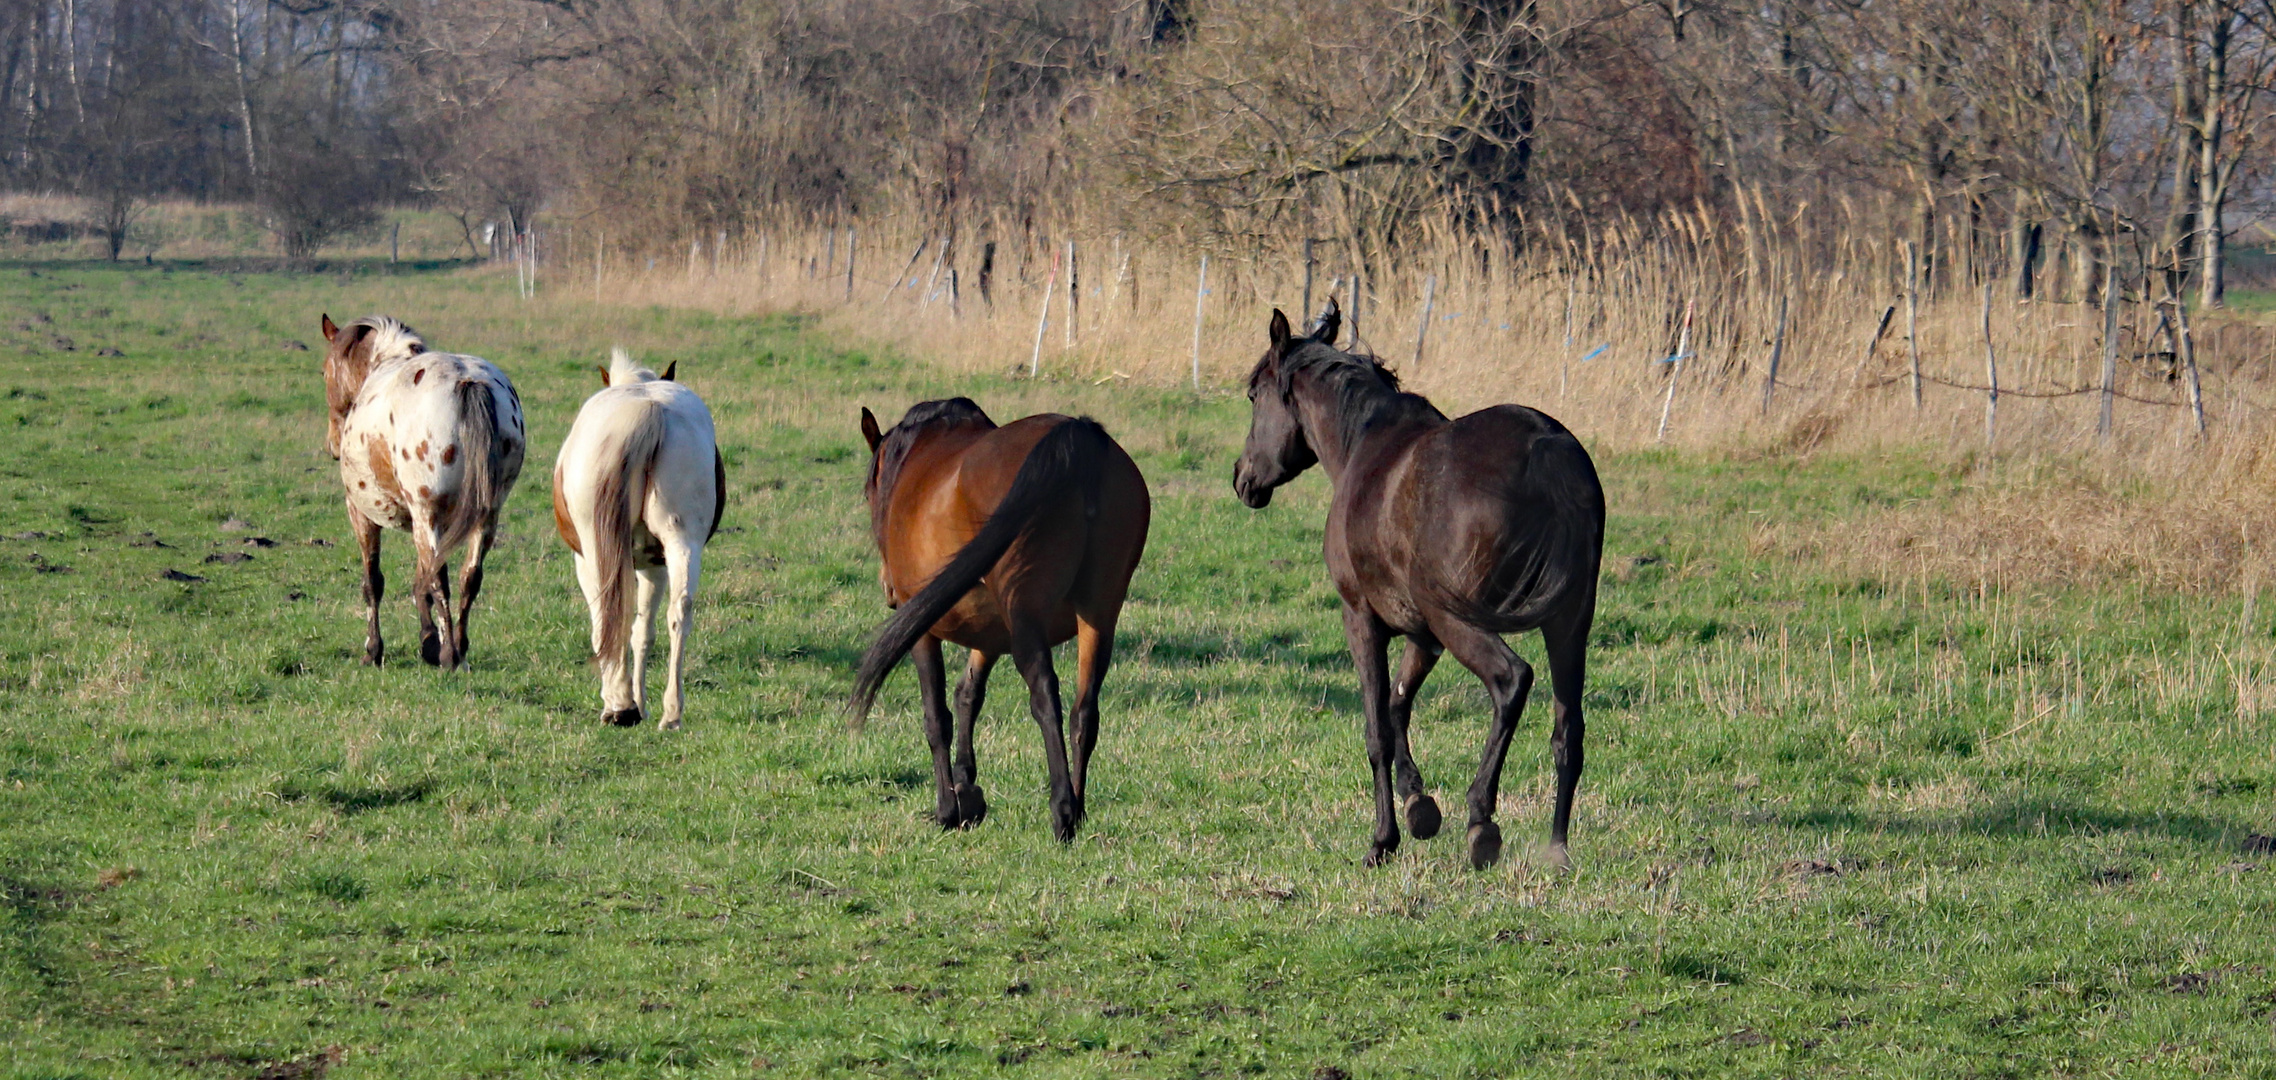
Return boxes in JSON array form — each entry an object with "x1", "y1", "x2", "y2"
[
  {"x1": 1311, "y1": 296, "x2": 1342, "y2": 346},
  {"x1": 321, "y1": 314, "x2": 339, "y2": 343},
  {"x1": 860, "y1": 407, "x2": 883, "y2": 451},
  {"x1": 595, "y1": 365, "x2": 611, "y2": 388},
  {"x1": 1268, "y1": 309, "x2": 1292, "y2": 351},
  {"x1": 661, "y1": 360, "x2": 677, "y2": 382}
]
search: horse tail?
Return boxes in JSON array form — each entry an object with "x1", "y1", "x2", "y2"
[
  {"x1": 590, "y1": 399, "x2": 667, "y2": 665},
  {"x1": 848, "y1": 416, "x2": 1111, "y2": 729},
  {"x1": 1473, "y1": 432, "x2": 1605, "y2": 629},
  {"x1": 440, "y1": 378, "x2": 510, "y2": 553}
]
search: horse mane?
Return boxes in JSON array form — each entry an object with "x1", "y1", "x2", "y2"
[
  {"x1": 1264, "y1": 341, "x2": 1443, "y2": 456},
  {"x1": 867, "y1": 397, "x2": 996, "y2": 540},
  {"x1": 344, "y1": 315, "x2": 428, "y2": 366}
]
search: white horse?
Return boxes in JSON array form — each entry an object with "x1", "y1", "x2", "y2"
[
  {"x1": 553, "y1": 348, "x2": 723, "y2": 728},
  {"x1": 323, "y1": 314, "x2": 526, "y2": 669}
]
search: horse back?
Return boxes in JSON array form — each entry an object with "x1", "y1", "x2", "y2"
[
  {"x1": 1386, "y1": 405, "x2": 1603, "y2": 633},
  {"x1": 339, "y1": 353, "x2": 525, "y2": 546}
]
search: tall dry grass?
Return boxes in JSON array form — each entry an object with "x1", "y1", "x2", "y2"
[{"x1": 414, "y1": 208, "x2": 2276, "y2": 593}]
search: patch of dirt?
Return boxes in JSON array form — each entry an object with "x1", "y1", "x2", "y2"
[
  {"x1": 203, "y1": 552, "x2": 253, "y2": 564},
  {"x1": 159, "y1": 569, "x2": 205, "y2": 583},
  {"x1": 95, "y1": 866, "x2": 140, "y2": 888},
  {"x1": 28, "y1": 552, "x2": 70, "y2": 573},
  {"x1": 129, "y1": 532, "x2": 172, "y2": 548},
  {"x1": 219, "y1": 517, "x2": 254, "y2": 532},
  {"x1": 1723, "y1": 1028, "x2": 1772, "y2": 1047},
  {"x1": 1782, "y1": 859, "x2": 1844, "y2": 878},
  {"x1": 2167, "y1": 970, "x2": 2226, "y2": 995},
  {"x1": 242, "y1": 537, "x2": 277, "y2": 548},
  {"x1": 253, "y1": 1046, "x2": 343, "y2": 1080},
  {"x1": 2243, "y1": 834, "x2": 2276, "y2": 855},
  {"x1": 2086, "y1": 867, "x2": 2135, "y2": 887}
]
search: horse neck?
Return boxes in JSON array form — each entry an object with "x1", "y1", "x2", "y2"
[{"x1": 1291, "y1": 365, "x2": 1427, "y2": 484}]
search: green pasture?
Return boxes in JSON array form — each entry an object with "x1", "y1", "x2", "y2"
[{"x1": 2, "y1": 261, "x2": 2274, "y2": 1078}]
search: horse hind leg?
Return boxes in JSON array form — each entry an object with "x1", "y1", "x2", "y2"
[
  {"x1": 1434, "y1": 619, "x2": 1535, "y2": 870},
  {"x1": 653, "y1": 542, "x2": 700, "y2": 730},
  {"x1": 1008, "y1": 619, "x2": 1078, "y2": 843},
  {"x1": 1388, "y1": 636, "x2": 1445, "y2": 840},
  {"x1": 1068, "y1": 608, "x2": 1123, "y2": 829},
  {"x1": 573, "y1": 550, "x2": 641, "y2": 726},
  {"x1": 450, "y1": 522, "x2": 495, "y2": 666},
  {"x1": 1541, "y1": 604, "x2": 1592, "y2": 869},
  {"x1": 631, "y1": 563, "x2": 665, "y2": 720},
  {"x1": 911, "y1": 637, "x2": 962, "y2": 827},
  {"x1": 950, "y1": 649, "x2": 997, "y2": 826},
  {"x1": 411, "y1": 536, "x2": 455, "y2": 668},
  {"x1": 348, "y1": 503, "x2": 385, "y2": 666}
]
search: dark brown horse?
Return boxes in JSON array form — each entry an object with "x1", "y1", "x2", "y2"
[
  {"x1": 850, "y1": 399, "x2": 1151, "y2": 842},
  {"x1": 1233, "y1": 301, "x2": 1604, "y2": 870}
]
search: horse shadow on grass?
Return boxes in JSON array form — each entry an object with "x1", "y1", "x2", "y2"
[{"x1": 1782, "y1": 796, "x2": 2245, "y2": 846}]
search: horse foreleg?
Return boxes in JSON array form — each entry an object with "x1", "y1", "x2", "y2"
[
  {"x1": 1387, "y1": 636, "x2": 1444, "y2": 840},
  {"x1": 910, "y1": 636, "x2": 962, "y2": 827},
  {"x1": 1009, "y1": 622, "x2": 1077, "y2": 843},
  {"x1": 950, "y1": 649, "x2": 997, "y2": 826},
  {"x1": 1069, "y1": 609, "x2": 1121, "y2": 829},
  {"x1": 1436, "y1": 620, "x2": 1535, "y2": 871},
  {"x1": 1541, "y1": 604, "x2": 1593, "y2": 869},
  {"x1": 450, "y1": 524, "x2": 494, "y2": 666},
  {"x1": 654, "y1": 544, "x2": 700, "y2": 730},
  {"x1": 347, "y1": 503, "x2": 386, "y2": 666},
  {"x1": 1342, "y1": 604, "x2": 1400, "y2": 867},
  {"x1": 631, "y1": 564, "x2": 665, "y2": 720}
]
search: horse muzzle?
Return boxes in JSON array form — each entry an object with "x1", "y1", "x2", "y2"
[{"x1": 1232, "y1": 466, "x2": 1274, "y2": 509}]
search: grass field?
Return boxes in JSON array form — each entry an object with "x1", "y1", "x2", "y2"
[{"x1": 3, "y1": 260, "x2": 2275, "y2": 1078}]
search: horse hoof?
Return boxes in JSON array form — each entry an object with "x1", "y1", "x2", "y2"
[
  {"x1": 1544, "y1": 841, "x2": 1573, "y2": 871},
  {"x1": 657, "y1": 716, "x2": 682, "y2": 731},
  {"x1": 1404, "y1": 793, "x2": 1442, "y2": 840},
  {"x1": 601, "y1": 707, "x2": 644, "y2": 727},
  {"x1": 1466, "y1": 821, "x2": 1503, "y2": 870},
  {"x1": 1363, "y1": 841, "x2": 1399, "y2": 868},
  {"x1": 955, "y1": 783, "x2": 988, "y2": 827}
]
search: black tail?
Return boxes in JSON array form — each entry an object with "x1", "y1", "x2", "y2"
[{"x1": 848, "y1": 417, "x2": 1111, "y2": 729}]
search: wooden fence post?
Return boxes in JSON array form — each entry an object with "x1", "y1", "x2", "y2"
[
  {"x1": 1655, "y1": 297, "x2": 1694, "y2": 442},
  {"x1": 845, "y1": 227, "x2": 857, "y2": 301},
  {"x1": 1905, "y1": 241, "x2": 1922, "y2": 409},
  {"x1": 1191, "y1": 255, "x2": 1209, "y2": 391},
  {"x1": 1031, "y1": 244, "x2": 1061, "y2": 378},
  {"x1": 1982, "y1": 282, "x2": 1999, "y2": 446},
  {"x1": 1301, "y1": 238, "x2": 1317, "y2": 324},
  {"x1": 1065, "y1": 239, "x2": 1078, "y2": 347},
  {"x1": 2173, "y1": 283, "x2": 2206, "y2": 436},
  {"x1": 594, "y1": 232, "x2": 604, "y2": 304},
  {"x1": 1412, "y1": 275, "x2": 1436, "y2": 370},
  {"x1": 2098, "y1": 263, "x2": 2118, "y2": 445},
  {"x1": 1760, "y1": 293, "x2": 1788, "y2": 414}
]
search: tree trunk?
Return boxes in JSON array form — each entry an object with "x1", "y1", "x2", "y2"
[
  {"x1": 2164, "y1": 1, "x2": 2200, "y2": 272},
  {"x1": 2194, "y1": 9, "x2": 2231, "y2": 310},
  {"x1": 1440, "y1": 0, "x2": 1539, "y2": 236}
]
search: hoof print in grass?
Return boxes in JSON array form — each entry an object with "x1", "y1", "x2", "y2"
[
  {"x1": 95, "y1": 346, "x2": 123, "y2": 357},
  {"x1": 2244, "y1": 834, "x2": 2276, "y2": 855},
  {"x1": 160, "y1": 569, "x2": 206, "y2": 583},
  {"x1": 282, "y1": 340, "x2": 310, "y2": 351},
  {"x1": 204, "y1": 551, "x2": 253, "y2": 564}
]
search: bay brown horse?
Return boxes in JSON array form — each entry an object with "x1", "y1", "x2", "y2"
[
  {"x1": 850, "y1": 399, "x2": 1150, "y2": 842},
  {"x1": 1233, "y1": 302, "x2": 1604, "y2": 869}
]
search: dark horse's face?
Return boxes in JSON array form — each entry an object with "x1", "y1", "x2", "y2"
[{"x1": 1234, "y1": 309, "x2": 1321, "y2": 509}]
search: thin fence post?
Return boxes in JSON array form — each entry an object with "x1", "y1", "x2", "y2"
[
  {"x1": 1849, "y1": 305, "x2": 1896, "y2": 387},
  {"x1": 1982, "y1": 282, "x2": 1999, "y2": 446},
  {"x1": 1905, "y1": 241, "x2": 1922, "y2": 409},
  {"x1": 1031, "y1": 244, "x2": 1061, "y2": 378},
  {"x1": 1065, "y1": 239, "x2": 1078, "y2": 348},
  {"x1": 1562, "y1": 274, "x2": 1576, "y2": 402},
  {"x1": 2098, "y1": 262, "x2": 2118, "y2": 445},
  {"x1": 1760, "y1": 292, "x2": 1788, "y2": 414},
  {"x1": 594, "y1": 232, "x2": 604, "y2": 303},
  {"x1": 1413, "y1": 274, "x2": 1436, "y2": 370},
  {"x1": 1349, "y1": 260, "x2": 1364, "y2": 350},
  {"x1": 949, "y1": 268, "x2": 961, "y2": 319},
  {"x1": 1191, "y1": 255, "x2": 1209, "y2": 391},
  {"x1": 1655, "y1": 297, "x2": 1694, "y2": 442},
  {"x1": 845, "y1": 227, "x2": 857, "y2": 301},
  {"x1": 390, "y1": 221, "x2": 399, "y2": 264},
  {"x1": 918, "y1": 240, "x2": 948, "y2": 311},
  {"x1": 715, "y1": 230, "x2": 725, "y2": 276},
  {"x1": 689, "y1": 239, "x2": 701, "y2": 280}
]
